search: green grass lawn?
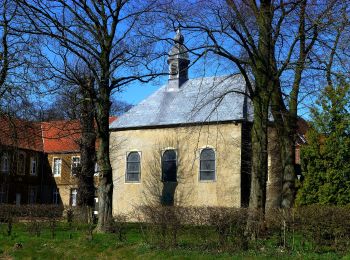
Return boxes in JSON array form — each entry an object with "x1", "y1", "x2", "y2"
[{"x1": 0, "y1": 222, "x2": 349, "y2": 259}]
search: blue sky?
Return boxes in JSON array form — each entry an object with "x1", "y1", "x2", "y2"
[
  {"x1": 116, "y1": 76, "x2": 167, "y2": 105},
  {"x1": 115, "y1": 46, "x2": 236, "y2": 106}
]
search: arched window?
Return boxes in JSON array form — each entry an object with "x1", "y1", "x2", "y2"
[
  {"x1": 162, "y1": 150, "x2": 177, "y2": 182},
  {"x1": 200, "y1": 148, "x2": 216, "y2": 181},
  {"x1": 126, "y1": 152, "x2": 140, "y2": 182}
]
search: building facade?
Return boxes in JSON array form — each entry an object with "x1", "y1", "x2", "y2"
[
  {"x1": 0, "y1": 116, "x2": 116, "y2": 209},
  {"x1": 109, "y1": 29, "x2": 307, "y2": 217},
  {"x1": 0, "y1": 116, "x2": 56, "y2": 205},
  {"x1": 110, "y1": 29, "x2": 264, "y2": 216}
]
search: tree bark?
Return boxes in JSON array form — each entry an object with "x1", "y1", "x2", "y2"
[
  {"x1": 95, "y1": 80, "x2": 113, "y2": 232},
  {"x1": 270, "y1": 0, "x2": 316, "y2": 208},
  {"x1": 249, "y1": 95, "x2": 269, "y2": 212},
  {"x1": 265, "y1": 128, "x2": 282, "y2": 210},
  {"x1": 280, "y1": 127, "x2": 296, "y2": 208},
  {"x1": 247, "y1": 0, "x2": 276, "y2": 215},
  {"x1": 77, "y1": 77, "x2": 96, "y2": 223},
  {"x1": 245, "y1": 91, "x2": 270, "y2": 238}
]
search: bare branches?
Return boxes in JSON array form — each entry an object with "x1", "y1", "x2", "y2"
[{"x1": 0, "y1": 0, "x2": 9, "y2": 90}]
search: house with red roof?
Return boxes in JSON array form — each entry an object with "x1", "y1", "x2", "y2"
[
  {"x1": 0, "y1": 115, "x2": 117, "y2": 209},
  {"x1": 0, "y1": 116, "x2": 51, "y2": 205}
]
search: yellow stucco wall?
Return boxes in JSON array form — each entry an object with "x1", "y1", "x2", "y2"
[{"x1": 110, "y1": 123, "x2": 243, "y2": 216}]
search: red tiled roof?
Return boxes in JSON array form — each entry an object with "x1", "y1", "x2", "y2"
[
  {"x1": 0, "y1": 116, "x2": 43, "y2": 151},
  {"x1": 41, "y1": 120, "x2": 82, "y2": 153},
  {"x1": 42, "y1": 117, "x2": 118, "y2": 153},
  {"x1": 0, "y1": 116, "x2": 117, "y2": 153}
]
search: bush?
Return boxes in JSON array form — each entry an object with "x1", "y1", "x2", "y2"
[
  {"x1": 0, "y1": 204, "x2": 63, "y2": 220},
  {"x1": 210, "y1": 208, "x2": 249, "y2": 250},
  {"x1": 106, "y1": 214, "x2": 128, "y2": 241},
  {"x1": 295, "y1": 205, "x2": 350, "y2": 252},
  {"x1": 138, "y1": 206, "x2": 182, "y2": 248},
  {"x1": 138, "y1": 206, "x2": 250, "y2": 251},
  {"x1": 0, "y1": 204, "x2": 63, "y2": 236}
]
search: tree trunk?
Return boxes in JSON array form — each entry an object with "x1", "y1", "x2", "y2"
[
  {"x1": 95, "y1": 82, "x2": 113, "y2": 232},
  {"x1": 246, "y1": 1, "x2": 276, "y2": 236},
  {"x1": 270, "y1": 0, "x2": 311, "y2": 208},
  {"x1": 249, "y1": 96, "x2": 269, "y2": 211},
  {"x1": 271, "y1": 85, "x2": 297, "y2": 208},
  {"x1": 77, "y1": 77, "x2": 96, "y2": 223},
  {"x1": 265, "y1": 128, "x2": 282, "y2": 210},
  {"x1": 279, "y1": 119, "x2": 296, "y2": 208},
  {"x1": 246, "y1": 93, "x2": 270, "y2": 238}
]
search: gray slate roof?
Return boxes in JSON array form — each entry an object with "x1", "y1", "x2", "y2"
[{"x1": 110, "y1": 74, "x2": 253, "y2": 130}]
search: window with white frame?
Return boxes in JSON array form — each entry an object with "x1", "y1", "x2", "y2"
[
  {"x1": 30, "y1": 156, "x2": 37, "y2": 176},
  {"x1": 53, "y1": 158, "x2": 62, "y2": 176},
  {"x1": 17, "y1": 152, "x2": 25, "y2": 175},
  {"x1": 70, "y1": 188, "x2": 78, "y2": 207},
  {"x1": 126, "y1": 152, "x2": 140, "y2": 182},
  {"x1": 0, "y1": 184, "x2": 8, "y2": 204},
  {"x1": 94, "y1": 162, "x2": 100, "y2": 176},
  {"x1": 71, "y1": 156, "x2": 81, "y2": 176},
  {"x1": 94, "y1": 196, "x2": 99, "y2": 215},
  {"x1": 199, "y1": 148, "x2": 216, "y2": 181},
  {"x1": 162, "y1": 150, "x2": 177, "y2": 182},
  {"x1": 1, "y1": 154, "x2": 9, "y2": 173},
  {"x1": 28, "y1": 186, "x2": 37, "y2": 204},
  {"x1": 52, "y1": 188, "x2": 60, "y2": 205}
]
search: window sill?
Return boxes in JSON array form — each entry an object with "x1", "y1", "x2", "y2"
[{"x1": 199, "y1": 180, "x2": 216, "y2": 183}]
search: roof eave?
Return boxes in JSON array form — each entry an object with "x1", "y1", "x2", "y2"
[{"x1": 110, "y1": 119, "x2": 250, "y2": 132}]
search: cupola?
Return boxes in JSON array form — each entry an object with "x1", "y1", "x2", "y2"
[{"x1": 167, "y1": 28, "x2": 190, "y2": 91}]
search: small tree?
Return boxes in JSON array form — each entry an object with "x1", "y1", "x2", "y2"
[{"x1": 296, "y1": 82, "x2": 350, "y2": 205}]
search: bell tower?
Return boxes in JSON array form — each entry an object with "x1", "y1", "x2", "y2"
[{"x1": 167, "y1": 28, "x2": 190, "y2": 91}]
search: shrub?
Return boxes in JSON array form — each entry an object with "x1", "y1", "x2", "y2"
[
  {"x1": 138, "y1": 205, "x2": 182, "y2": 248},
  {"x1": 138, "y1": 206, "x2": 250, "y2": 251},
  {"x1": 295, "y1": 205, "x2": 350, "y2": 252},
  {"x1": 106, "y1": 214, "x2": 128, "y2": 241}
]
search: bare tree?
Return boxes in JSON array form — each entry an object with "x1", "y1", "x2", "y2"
[
  {"x1": 0, "y1": 0, "x2": 48, "y2": 121},
  {"x1": 0, "y1": 0, "x2": 10, "y2": 95},
  {"x1": 165, "y1": 1, "x2": 340, "y2": 217},
  {"x1": 16, "y1": 0, "x2": 164, "y2": 231}
]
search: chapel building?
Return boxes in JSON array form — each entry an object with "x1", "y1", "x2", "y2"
[{"x1": 109, "y1": 29, "x2": 268, "y2": 216}]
